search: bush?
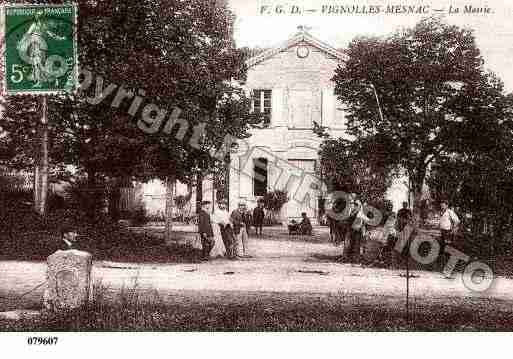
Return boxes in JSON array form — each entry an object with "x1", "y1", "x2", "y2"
[
  {"x1": 0, "y1": 205, "x2": 165, "y2": 261},
  {"x1": 262, "y1": 190, "x2": 288, "y2": 225},
  {"x1": 146, "y1": 212, "x2": 165, "y2": 223},
  {"x1": 64, "y1": 179, "x2": 108, "y2": 223},
  {"x1": 262, "y1": 190, "x2": 288, "y2": 212},
  {"x1": 119, "y1": 207, "x2": 148, "y2": 226}
]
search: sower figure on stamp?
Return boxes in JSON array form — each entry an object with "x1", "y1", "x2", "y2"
[{"x1": 198, "y1": 200, "x2": 215, "y2": 261}]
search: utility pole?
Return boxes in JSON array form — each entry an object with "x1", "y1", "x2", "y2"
[{"x1": 34, "y1": 96, "x2": 49, "y2": 217}]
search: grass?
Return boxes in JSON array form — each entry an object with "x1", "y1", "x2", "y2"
[
  {"x1": 0, "y1": 223, "x2": 205, "y2": 263},
  {"x1": 1, "y1": 282, "x2": 513, "y2": 331}
]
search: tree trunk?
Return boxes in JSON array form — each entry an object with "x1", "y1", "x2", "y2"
[
  {"x1": 211, "y1": 175, "x2": 216, "y2": 213},
  {"x1": 196, "y1": 173, "x2": 203, "y2": 214},
  {"x1": 108, "y1": 177, "x2": 122, "y2": 221},
  {"x1": 165, "y1": 177, "x2": 175, "y2": 242},
  {"x1": 409, "y1": 165, "x2": 427, "y2": 225}
]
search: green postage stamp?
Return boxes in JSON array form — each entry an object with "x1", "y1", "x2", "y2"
[{"x1": 3, "y1": 4, "x2": 77, "y2": 95}]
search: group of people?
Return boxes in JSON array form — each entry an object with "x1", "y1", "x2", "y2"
[
  {"x1": 197, "y1": 200, "x2": 266, "y2": 260},
  {"x1": 328, "y1": 194, "x2": 461, "y2": 269},
  {"x1": 288, "y1": 212, "x2": 313, "y2": 235},
  {"x1": 328, "y1": 193, "x2": 372, "y2": 264}
]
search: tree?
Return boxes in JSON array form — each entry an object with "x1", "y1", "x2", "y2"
[
  {"x1": 331, "y1": 17, "x2": 509, "y2": 214},
  {"x1": 427, "y1": 89, "x2": 513, "y2": 248},
  {"x1": 318, "y1": 134, "x2": 398, "y2": 206},
  {"x1": 1, "y1": 0, "x2": 261, "y2": 236},
  {"x1": 262, "y1": 190, "x2": 288, "y2": 224},
  {"x1": 67, "y1": 0, "x2": 258, "y2": 234}
]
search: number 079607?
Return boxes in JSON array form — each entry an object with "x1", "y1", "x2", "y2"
[{"x1": 27, "y1": 337, "x2": 59, "y2": 345}]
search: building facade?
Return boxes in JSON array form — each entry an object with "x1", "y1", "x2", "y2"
[{"x1": 229, "y1": 29, "x2": 348, "y2": 222}]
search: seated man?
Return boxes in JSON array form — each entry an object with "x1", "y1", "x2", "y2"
[
  {"x1": 288, "y1": 219, "x2": 300, "y2": 235},
  {"x1": 299, "y1": 212, "x2": 313, "y2": 235}
]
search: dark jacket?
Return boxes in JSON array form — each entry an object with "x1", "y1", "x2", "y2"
[
  {"x1": 299, "y1": 217, "x2": 312, "y2": 234},
  {"x1": 253, "y1": 207, "x2": 265, "y2": 224},
  {"x1": 243, "y1": 211, "x2": 252, "y2": 232},
  {"x1": 198, "y1": 210, "x2": 214, "y2": 237},
  {"x1": 230, "y1": 209, "x2": 247, "y2": 235},
  {"x1": 397, "y1": 208, "x2": 412, "y2": 232}
]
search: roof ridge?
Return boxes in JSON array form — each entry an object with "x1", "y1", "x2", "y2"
[{"x1": 245, "y1": 31, "x2": 347, "y2": 68}]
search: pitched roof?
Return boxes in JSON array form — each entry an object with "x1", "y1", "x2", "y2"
[{"x1": 246, "y1": 29, "x2": 347, "y2": 68}]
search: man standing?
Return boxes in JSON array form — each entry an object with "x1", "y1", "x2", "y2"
[
  {"x1": 345, "y1": 199, "x2": 370, "y2": 264},
  {"x1": 242, "y1": 204, "x2": 253, "y2": 236},
  {"x1": 397, "y1": 202, "x2": 412, "y2": 232},
  {"x1": 198, "y1": 201, "x2": 214, "y2": 261},
  {"x1": 252, "y1": 200, "x2": 265, "y2": 236},
  {"x1": 231, "y1": 202, "x2": 250, "y2": 257},
  {"x1": 439, "y1": 199, "x2": 460, "y2": 270},
  {"x1": 330, "y1": 193, "x2": 355, "y2": 258}
]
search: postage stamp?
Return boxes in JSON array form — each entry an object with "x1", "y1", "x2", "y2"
[{"x1": 1, "y1": 0, "x2": 512, "y2": 356}]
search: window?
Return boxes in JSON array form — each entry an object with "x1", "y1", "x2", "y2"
[
  {"x1": 253, "y1": 157, "x2": 268, "y2": 196},
  {"x1": 252, "y1": 89, "x2": 272, "y2": 126},
  {"x1": 289, "y1": 90, "x2": 313, "y2": 128},
  {"x1": 288, "y1": 159, "x2": 316, "y2": 174}
]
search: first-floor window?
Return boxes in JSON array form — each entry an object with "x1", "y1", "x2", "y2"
[
  {"x1": 253, "y1": 157, "x2": 268, "y2": 196},
  {"x1": 252, "y1": 89, "x2": 272, "y2": 127}
]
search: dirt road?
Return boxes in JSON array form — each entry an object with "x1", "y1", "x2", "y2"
[{"x1": 1, "y1": 234, "x2": 511, "y2": 311}]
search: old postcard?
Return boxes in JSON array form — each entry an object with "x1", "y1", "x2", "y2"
[{"x1": 1, "y1": 0, "x2": 513, "y2": 355}]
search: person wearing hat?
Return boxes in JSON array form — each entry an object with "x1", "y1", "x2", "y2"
[
  {"x1": 252, "y1": 200, "x2": 265, "y2": 237},
  {"x1": 213, "y1": 200, "x2": 236, "y2": 259},
  {"x1": 439, "y1": 199, "x2": 460, "y2": 270},
  {"x1": 397, "y1": 201, "x2": 412, "y2": 233},
  {"x1": 209, "y1": 200, "x2": 228, "y2": 258},
  {"x1": 198, "y1": 201, "x2": 214, "y2": 260},
  {"x1": 299, "y1": 212, "x2": 313, "y2": 235},
  {"x1": 344, "y1": 198, "x2": 370, "y2": 264},
  {"x1": 231, "y1": 201, "x2": 250, "y2": 257}
]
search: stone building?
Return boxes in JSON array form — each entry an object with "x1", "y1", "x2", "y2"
[{"x1": 229, "y1": 28, "x2": 348, "y2": 223}]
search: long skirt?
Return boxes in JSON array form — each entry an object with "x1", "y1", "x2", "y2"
[
  {"x1": 234, "y1": 227, "x2": 248, "y2": 257},
  {"x1": 219, "y1": 224, "x2": 236, "y2": 258},
  {"x1": 210, "y1": 223, "x2": 226, "y2": 258}
]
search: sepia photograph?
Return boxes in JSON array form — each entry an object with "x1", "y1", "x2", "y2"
[{"x1": 1, "y1": 0, "x2": 513, "y2": 346}]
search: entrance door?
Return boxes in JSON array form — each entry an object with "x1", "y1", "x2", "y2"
[{"x1": 285, "y1": 159, "x2": 317, "y2": 220}]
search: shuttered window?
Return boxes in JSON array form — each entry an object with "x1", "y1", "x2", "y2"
[{"x1": 252, "y1": 89, "x2": 272, "y2": 126}]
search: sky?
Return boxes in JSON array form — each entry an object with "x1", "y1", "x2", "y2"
[{"x1": 229, "y1": 0, "x2": 513, "y2": 92}]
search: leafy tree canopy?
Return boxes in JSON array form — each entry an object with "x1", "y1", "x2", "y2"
[{"x1": 332, "y1": 17, "x2": 513, "y2": 208}]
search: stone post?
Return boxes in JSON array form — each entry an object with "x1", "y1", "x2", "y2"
[{"x1": 43, "y1": 250, "x2": 93, "y2": 311}]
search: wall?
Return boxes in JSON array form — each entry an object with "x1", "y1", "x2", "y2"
[{"x1": 231, "y1": 40, "x2": 349, "y2": 220}]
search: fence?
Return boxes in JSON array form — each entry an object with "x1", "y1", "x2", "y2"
[
  {"x1": 119, "y1": 186, "x2": 144, "y2": 212},
  {"x1": 0, "y1": 168, "x2": 33, "y2": 192}
]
